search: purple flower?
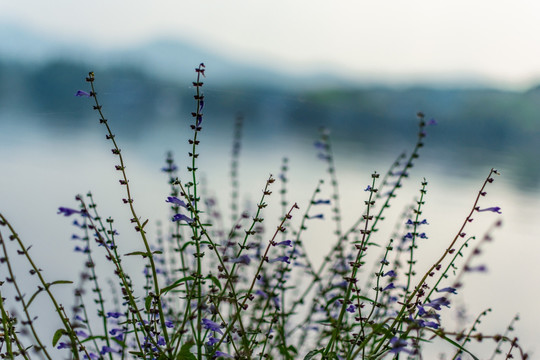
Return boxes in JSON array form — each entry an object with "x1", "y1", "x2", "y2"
[
  {"x1": 157, "y1": 336, "x2": 166, "y2": 346},
  {"x1": 346, "y1": 304, "x2": 356, "y2": 313},
  {"x1": 476, "y1": 206, "x2": 502, "y2": 214},
  {"x1": 172, "y1": 213, "x2": 194, "y2": 224},
  {"x1": 437, "y1": 287, "x2": 458, "y2": 294},
  {"x1": 274, "y1": 240, "x2": 293, "y2": 247},
  {"x1": 382, "y1": 283, "x2": 395, "y2": 291},
  {"x1": 58, "y1": 207, "x2": 82, "y2": 217},
  {"x1": 100, "y1": 345, "x2": 114, "y2": 354},
  {"x1": 423, "y1": 297, "x2": 450, "y2": 310},
  {"x1": 166, "y1": 196, "x2": 189, "y2": 209},
  {"x1": 314, "y1": 140, "x2": 327, "y2": 150},
  {"x1": 255, "y1": 290, "x2": 268, "y2": 298},
  {"x1": 165, "y1": 320, "x2": 174, "y2": 328},
  {"x1": 75, "y1": 330, "x2": 88, "y2": 338},
  {"x1": 75, "y1": 90, "x2": 91, "y2": 97},
  {"x1": 269, "y1": 256, "x2": 290, "y2": 264},
  {"x1": 465, "y1": 265, "x2": 487, "y2": 272},
  {"x1": 57, "y1": 342, "x2": 70, "y2": 349},
  {"x1": 427, "y1": 118, "x2": 437, "y2": 125},
  {"x1": 214, "y1": 351, "x2": 234, "y2": 358},
  {"x1": 106, "y1": 312, "x2": 123, "y2": 319},
  {"x1": 364, "y1": 185, "x2": 371, "y2": 191},
  {"x1": 202, "y1": 318, "x2": 223, "y2": 335},
  {"x1": 161, "y1": 164, "x2": 178, "y2": 172},
  {"x1": 230, "y1": 254, "x2": 251, "y2": 265},
  {"x1": 206, "y1": 336, "x2": 219, "y2": 346},
  {"x1": 312, "y1": 199, "x2": 331, "y2": 205},
  {"x1": 382, "y1": 270, "x2": 396, "y2": 277},
  {"x1": 307, "y1": 214, "x2": 324, "y2": 220},
  {"x1": 389, "y1": 337, "x2": 414, "y2": 355},
  {"x1": 417, "y1": 319, "x2": 439, "y2": 329}
]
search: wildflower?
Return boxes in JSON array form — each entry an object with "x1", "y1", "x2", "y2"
[
  {"x1": 427, "y1": 118, "x2": 437, "y2": 125},
  {"x1": 57, "y1": 342, "x2": 70, "y2": 349},
  {"x1": 100, "y1": 346, "x2": 115, "y2": 354},
  {"x1": 202, "y1": 318, "x2": 223, "y2": 335},
  {"x1": 269, "y1": 256, "x2": 290, "y2": 264},
  {"x1": 157, "y1": 336, "x2": 166, "y2": 346},
  {"x1": 423, "y1": 297, "x2": 450, "y2": 310},
  {"x1": 417, "y1": 319, "x2": 439, "y2": 329},
  {"x1": 346, "y1": 304, "x2": 356, "y2": 313},
  {"x1": 314, "y1": 140, "x2": 327, "y2": 150},
  {"x1": 364, "y1": 185, "x2": 371, "y2": 191},
  {"x1": 382, "y1": 283, "x2": 395, "y2": 291},
  {"x1": 75, "y1": 90, "x2": 91, "y2": 97},
  {"x1": 166, "y1": 196, "x2": 189, "y2": 209},
  {"x1": 75, "y1": 330, "x2": 88, "y2": 338},
  {"x1": 312, "y1": 199, "x2": 331, "y2": 205},
  {"x1": 215, "y1": 351, "x2": 234, "y2": 359},
  {"x1": 274, "y1": 240, "x2": 293, "y2": 247},
  {"x1": 437, "y1": 287, "x2": 458, "y2": 294},
  {"x1": 161, "y1": 164, "x2": 178, "y2": 172},
  {"x1": 476, "y1": 206, "x2": 502, "y2": 214},
  {"x1": 307, "y1": 214, "x2": 324, "y2": 219},
  {"x1": 465, "y1": 265, "x2": 487, "y2": 272},
  {"x1": 58, "y1": 207, "x2": 82, "y2": 217},
  {"x1": 388, "y1": 337, "x2": 414, "y2": 355},
  {"x1": 229, "y1": 254, "x2": 251, "y2": 265},
  {"x1": 172, "y1": 213, "x2": 194, "y2": 224},
  {"x1": 382, "y1": 270, "x2": 396, "y2": 277},
  {"x1": 106, "y1": 312, "x2": 123, "y2": 319},
  {"x1": 206, "y1": 336, "x2": 219, "y2": 346}
]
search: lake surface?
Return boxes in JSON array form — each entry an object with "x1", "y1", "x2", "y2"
[{"x1": 1, "y1": 113, "x2": 538, "y2": 357}]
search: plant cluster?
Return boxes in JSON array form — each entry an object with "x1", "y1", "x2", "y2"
[{"x1": 0, "y1": 64, "x2": 529, "y2": 359}]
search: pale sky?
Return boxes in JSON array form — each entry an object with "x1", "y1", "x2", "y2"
[{"x1": 2, "y1": 0, "x2": 540, "y2": 89}]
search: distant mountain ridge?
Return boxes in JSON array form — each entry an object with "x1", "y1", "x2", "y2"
[{"x1": 0, "y1": 23, "x2": 358, "y2": 90}]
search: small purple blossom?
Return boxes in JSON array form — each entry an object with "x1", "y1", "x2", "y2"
[
  {"x1": 106, "y1": 312, "x2": 123, "y2": 319},
  {"x1": 161, "y1": 164, "x2": 178, "y2": 172},
  {"x1": 215, "y1": 351, "x2": 234, "y2": 359},
  {"x1": 346, "y1": 304, "x2": 356, "y2": 313},
  {"x1": 476, "y1": 206, "x2": 502, "y2": 214},
  {"x1": 166, "y1": 196, "x2": 189, "y2": 209},
  {"x1": 307, "y1": 214, "x2": 324, "y2": 220},
  {"x1": 58, "y1": 207, "x2": 82, "y2": 217},
  {"x1": 423, "y1": 297, "x2": 450, "y2": 310},
  {"x1": 314, "y1": 140, "x2": 327, "y2": 150},
  {"x1": 100, "y1": 346, "x2": 115, "y2": 355},
  {"x1": 75, "y1": 90, "x2": 91, "y2": 97},
  {"x1": 202, "y1": 318, "x2": 223, "y2": 335},
  {"x1": 172, "y1": 213, "x2": 194, "y2": 224},
  {"x1": 465, "y1": 264, "x2": 487, "y2": 272},
  {"x1": 312, "y1": 199, "x2": 331, "y2": 205},
  {"x1": 437, "y1": 287, "x2": 458, "y2": 294},
  {"x1": 57, "y1": 342, "x2": 70, "y2": 349},
  {"x1": 382, "y1": 270, "x2": 396, "y2": 277},
  {"x1": 382, "y1": 283, "x2": 395, "y2": 291},
  {"x1": 389, "y1": 337, "x2": 414, "y2": 355},
  {"x1": 229, "y1": 254, "x2": 251, "y2": 265},
  {"x1": 274, "y1": 240, "x2": 293, "y2": 247},
  {"x1": 269, "y1": 256, "x2": 290, "y2": 264},
  {"x1": 364, "y1": 185, "x2": 371, "y2": 191},
  {"x1": 206, "y1": 336, "x2": 219, "y2": 346},
  {"x1": 427, "y1": 118, "x2": 437, "y2": 125}
]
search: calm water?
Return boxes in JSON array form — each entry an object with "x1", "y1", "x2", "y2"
[{"x1": 1, "y1": 115, "x2": 538, "y2": 357}]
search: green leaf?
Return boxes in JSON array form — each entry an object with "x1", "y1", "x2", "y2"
[
  {"x1": 125, "y1": 251, "x2": 150, "y2": 258},
  {"x1": 159, "y1": 276, "x2": 194, "y2": 296},
  {"x1": 177, "y1": 341, "x2": 196, "y2": 360},
  {"x1": 144, "y1": 295, "x2": 153, "y2": 312},
  {"x1": 52, "y1": 328, "x2": 66, "y2": 347},
  {"x1": 50, "y1": 280, "x2": 73, "y2": 286},
  {"x1": 26, "y1": 286, "x2": 45, "y2": 308},
  {"x1": 207, "y1": 275, "x2": 222, "y2": 291},
  {"x1": 304, "y1": 348, "x2": 323, "y2": 360},
  {"x1": 437, "y1": 333, "x2": 480, "y2": 360}
]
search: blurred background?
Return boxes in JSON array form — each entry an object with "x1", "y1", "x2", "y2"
[{"x1": 0, "y1": 1, "x2": 539, "y2": 357}]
